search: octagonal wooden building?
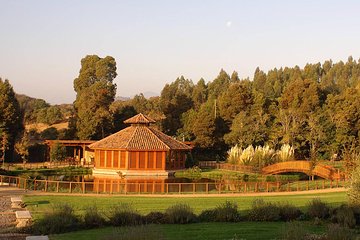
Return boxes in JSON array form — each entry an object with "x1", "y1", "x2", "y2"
[{"x1": 89, "y1": 113, "x2": 192, "y2": 176}]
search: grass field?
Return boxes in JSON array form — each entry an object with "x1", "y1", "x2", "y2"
[
  {"x1": 24, "y1": 191, "x2": 347, "y2": 220},
  {"x1": 50, "y1": 222, "x2": 325, "y2": 240}
]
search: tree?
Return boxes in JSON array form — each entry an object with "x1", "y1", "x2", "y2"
[
  {"x1": 160, "y1": 76, "x2": 194, "y2": 135},
  {"x1": 207, "y1": 69, "x2": 230, "y2": 100},
  {"x1": 15, "y1": 133, "x2": 30, "y2": 164},
  {"x1": 73, "y1": 55, "x2": 117, "y2": 140},
  {"x1": 218, "y1": 80, "x2": 253, "y2": 124},
  {"x1": 50, "y1": 142, "x2": 67, "y2": 162},
  {"x1": 192, "y1": 78, "x2": 207, "y2": 110},
  {"x1": 0, "y1": 78, "x2": 23, "y2": 163}
]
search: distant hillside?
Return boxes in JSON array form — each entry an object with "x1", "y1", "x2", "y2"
[{"x1": 115, "y1": 91, "x2": 159, "y2": 101}]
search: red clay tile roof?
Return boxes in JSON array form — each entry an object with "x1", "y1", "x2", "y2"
[
  {"x1": 89, "y1": 125, "x2": 192, "y2": 151},
  {"x1": 123, "y1": 113, "x2": 156, "y2": 124}
]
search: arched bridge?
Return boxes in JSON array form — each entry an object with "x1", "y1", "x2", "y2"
[{"x1": 262, "y1": 161, "x2": 344, "y2": 180}]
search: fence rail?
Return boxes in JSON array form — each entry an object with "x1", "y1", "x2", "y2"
[
  {"x1": 2, "y1": 161, "x2": 93, "y2": 170},
  {"x1": 0, "y1": 175, "x2": 346, "y2": 195},
  {"x1": 199, "y1": 161, "x2": 255, "y2": 172}
]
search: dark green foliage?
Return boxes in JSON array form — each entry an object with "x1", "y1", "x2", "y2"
[
  {"x1": 73, "y1": 55, "x2": 117, "y2": 140},
  {"x1": 50, "y1": 141, "x2": 67, "y2": 162},
  {"x1": 332, "y1": 204, "x2": 356, "y2": 228},
  {"x1": 83, "y1": 205, "x2": 106, "y2": 228},
  {"x1": 247, "y1": 199, "x2": 281, "y2": 221},
  {"x1": 40, "y1": 127, "x2": 59, "y2": 140},
  {"x1": 31, "y1": 204, "x2": 80, "y2": 234},
  {"x1": 278, "y1": 203, "x2": 302, "y2": 221},
  {"x1": 325, "y1": 224, "x2": 357, "y2": 240},
  {"x1": 160, "y1": 76, "x2": 194, "y2": 135},
  {"x1": 0, "y1": 78, "x2": 23, "y2": 162},
  {"x1": 144, "y1": 211, "x2": 166, "y2": 224},
  {"x1": 213, "y1": 201, "x2": 240, "y2": 222},
  {"x1": 165, "y1": 203, "x2": 197, "y2": 224},
  {"x1": 306, "y1": 198, "x2": 330, "y2": 220},
  {"x1": 109, "y1": 203, "x2": 142, "y2": 226},
  {"x1": 198, "y1": 209, "x2": 218, "y2": 222}
]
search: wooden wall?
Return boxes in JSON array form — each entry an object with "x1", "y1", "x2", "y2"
[{"x1": 94, "y1": 149, "x2": 168, "y2": 170}]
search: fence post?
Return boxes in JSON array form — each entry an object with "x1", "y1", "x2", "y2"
[
  {"x1": 266, "y1": 182, "x2": 269, "y2": 192},
  {"x1": 218, "y1": 183, "x2": 221, "y2": 194},
  {"x1": 192, "y1": 183, "x2": 195, "y2": 194},
  {"x1": 69, "y1": 182, "x2": 72, "y2": 193},
  {"x1": 206, "y1": 183, "x2": 209, "y2": 194},
  {"x1": 276, "y1": 182, "x2": 280, "y2": 192},
  {"x1": 322, "y1": 180, "x2": 325, "y2": 189},
  {"x1": 56, "y1": 182, "x2": 59, "y2": 192},
  {"x1": 179, "y1": 183, "x2": 181, "y2": 194},
  {"x1": 45, "y1": 181, "x2": 48, "y2": 192},
  {"x1": 83, "y1": 182, "x2": 85, "y2": 194}
]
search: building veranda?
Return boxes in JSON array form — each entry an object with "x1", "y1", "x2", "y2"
[{"x1": 89, "y1": 113, "x2": 192, "y2": 176}]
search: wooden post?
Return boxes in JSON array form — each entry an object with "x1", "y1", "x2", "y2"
[
  {"x1": 276, "y1": 182, "x2": 280, "y2": 192},
  {"x1": 193, "y1": 183, "x2": 195, "y2": 194},
  {"x1": 266, "y1": 182, "x2": 269, "y2": 192},
  {"x1": 218, "y1": 183, "x2": 221, "y2": 194},
  {"x1": 166, "y1": 183, "x2": 169, "y2": 194},
  {"x1": 56, "y1": 182, "x2": 59, "y2": 192},
  {"x1": 245, "y1": 183, "x2": 247, "y2": 193},
  {"x1": 34, "y1": 180, "x2": 37, "y2": 191},
  {"x1": 179, "y1": 183, "x2": 181, "y2": 194},
  {"x1": 322, "y1": 180, "x2": 325, "y2": 189},
  {"x1": 206, "y1": 183, "x2": 209, "y2": 194},
  {"x1": 297, "y1": 182, "x2": 299, "y2": 191},
  {"x1": 45, "y1": 181, "x2": 48, "y2": 192},
  {"x1": 69, "y1": 182, "x2": 72, "y2": 193}
]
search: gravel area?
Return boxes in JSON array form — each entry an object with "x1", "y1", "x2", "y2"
[{"x1": 0, "y1": 196, "x2": 16, "y2": 228}]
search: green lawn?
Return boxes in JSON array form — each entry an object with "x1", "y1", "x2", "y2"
[
  {"x1": 50, "y1": 222, "x2": 325, "y2": 240},
  {"x1": 24, "y1": 191, "x2": 347, "y2": 220}
]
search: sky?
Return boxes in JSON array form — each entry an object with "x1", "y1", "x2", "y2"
[{"x1": 1, "y1": 0, "x2": 360, "y2": 104}]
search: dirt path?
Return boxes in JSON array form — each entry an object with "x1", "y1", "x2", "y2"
[{"x1": 16, "y1": 186, "x2": 347, "y2": 198}]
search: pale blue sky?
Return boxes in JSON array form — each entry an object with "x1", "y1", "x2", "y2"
[{"x1": 1, "y1": 0, "x2": 360, "y2": 104}]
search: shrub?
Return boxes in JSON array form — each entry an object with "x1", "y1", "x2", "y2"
[
  {"x1": 31, "y1": 204, "x2": 80, "y2": 234},
  {"x1": 247, "y1": 199, "x2": 280, "y2": 221},
  {"x1": 332, "y1": 205, "x2": 356, "y2": 228},
  {"x1": 198, "y1": 209, "x2": 218, "y2": 222},
  {"x1": 278, "y1": 203, "x2": 302, "y2": 221},
  {"x1": 280, "y1": 222, "x2": 308, "y2": 240},
  {"x1": 165, "y1": 203, "x2": 197, "y2": 224},
  {"x1": 109, "y1": 203, "x2": 142, "y2": 226},
  {"x1": 144, "y1": 211, "x2": 166, "y2": 224},
  {"x1": 214, "y1": 201, "x2": 240, "y2": 222},
  {"x1": 83, "y1": 205, "x2": 106, "y2": 228},
  {"x1": 307, "y1": 199, "x2": 330, "y2": 220},
  {"x1": 325, "y1": 224, "x2": 357, "y2": 240}
]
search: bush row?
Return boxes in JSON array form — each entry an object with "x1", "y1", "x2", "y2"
[{"x1": 30, "y1": 199, "x2": 360, "y2": 235}]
